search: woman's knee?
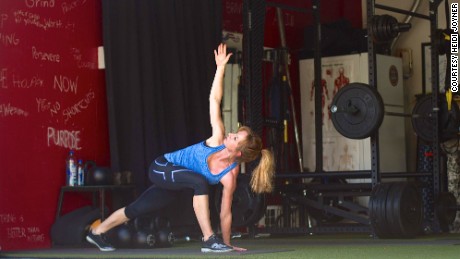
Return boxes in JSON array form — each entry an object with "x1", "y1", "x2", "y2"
[
  {"x1": 124, "y1": 204, "x2": 138, "y2": 219},
  {"x1": 124, "y1": 187, "x2": 177, "y2": 219}
]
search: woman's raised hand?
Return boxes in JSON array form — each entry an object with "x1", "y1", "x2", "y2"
[{"x1": 214, "y1": 43, "x2": 233, "y2": 67}]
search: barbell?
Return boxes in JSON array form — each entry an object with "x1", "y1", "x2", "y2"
[{"x1": 330, "y1": 83, "x2": 460, "y2": 141}]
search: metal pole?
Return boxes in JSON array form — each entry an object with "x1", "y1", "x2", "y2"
[
  {"x1": 275, "y1": 7, "x2": 304, "y2": 172},
  {"x1": 312, "y1": 0, "x2": 323, "y2": 173}
]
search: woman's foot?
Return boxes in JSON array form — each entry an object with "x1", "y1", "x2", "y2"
[
  {"x1": 201, "y1": 234, "x2": 233, "y2": 253},
  {"x1": 86, "y1": 231, "x2": 116, "y2": 251}
]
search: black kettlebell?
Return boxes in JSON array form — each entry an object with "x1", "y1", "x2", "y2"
[
  {"x1": 106, "y1": 223, "x2": 133, "y2": 248},
  {"x1": 84, "y1": 160, "x2": 113, "y2": 186},
  {"x1": 132, "y1": 216, "x2": 157, "y2": 248},
  {"x1": 134, "y1": 230, "x2": 156, "y2": 248},
  {"x1": 154, "y1": 216, "x2": 171, "y2": 230},
  {"x1": 155, "y1": 229, "x2": 175, "y2": 247}
]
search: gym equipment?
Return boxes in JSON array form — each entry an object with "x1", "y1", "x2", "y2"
[
  {"x1": 369, "y1": 182, "x2": 393, "y2": 238},
  {"x1": 386, "y1": 182, "x2": 423, "y2": 237},
  {"x1": 306, "y1": 177, "x2": 351, "y2": 223},
  {"x1": 369, "y1": 182, "x2": 423, "y2": 238},
  {"x1": 133, "y1": 216, "x2": 156, "y2": 232},
  {"x1": 215, "y1": 174, "x2": 266, "y2": 227},
  {"x1": 84, "y1": 160, "x2": 113, "y2": 186},
  {"x1": 131, "y1": 216, "x2": 158, "y2": 248},
  {"x1": 276, "y1": 7, "x2": 304, "y2": 171},
  {"x1": 51, "y1": 206, "x2": 101, "y2": 246},
  {"x1": 369, "y1": 15, "x2": 411, "y2": 43},
  {"x1": 129, "y1": 215, "x2": 175, "y2": 248},
  {"x1": 435, "y1": 192, "x2": 458, "y2": 229},
  {"x1": 106, "y1": 223, "x2": 133, "y2": 248},
  {"x1": 411, "y1": 94, "x2": 460, "y2": 142},
  {"x1": 330, "y1": 83, "x2": 384, "y2": 139},
  {"x1": 435, "y1": 29, "x2": 453, "y2": 55},
  {"x1": 134, "y1": 230, "x2": 156, "y2": 248},
  {"x1": 154, "y1": 216, "x2": 171, "y2": 230},
  {"x1": 330, "y1": 83, "x2": 460, "y2": 141},
  {"x1": 155, "y1": 229, "x2": 175, "y2": 247}
]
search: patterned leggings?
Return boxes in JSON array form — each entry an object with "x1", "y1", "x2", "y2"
[{"x1": 124, "y1": 156, "x2": 209, "y2": 219}]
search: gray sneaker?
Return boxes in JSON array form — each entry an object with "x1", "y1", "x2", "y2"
[
  {"x1": 86, "y1": 231, "x2": 116, "y2": 251},
  {"x1": 201, "y1": 234, "x2": 233, "y2": 253}
]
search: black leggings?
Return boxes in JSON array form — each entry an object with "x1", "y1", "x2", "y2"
[{"x1": 124, "y1": 156, "x2": 209, "y2": 219}]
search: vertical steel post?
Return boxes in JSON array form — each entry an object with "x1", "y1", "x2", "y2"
[
  {"x1": 367, "y1": 0, "x2": 381, "y2": 186},
  {"x1": 313, "y1": 0, "x2": 323, "y2": 173}
]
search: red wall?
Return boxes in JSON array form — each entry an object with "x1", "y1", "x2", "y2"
[
  {"x1": 0, "y1": 0, "x2": 362, "y2": 251},
  {"x1": 0, "y1": 0, "x2": 109, "y2": 251}
]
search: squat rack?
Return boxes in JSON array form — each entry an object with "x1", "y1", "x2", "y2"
[
  {"x1": 366, "y1": 0, "x2": 444, "y2": 233},
  {"x1": 242, "y1": 0, "x2": 446, "y2": 236}
]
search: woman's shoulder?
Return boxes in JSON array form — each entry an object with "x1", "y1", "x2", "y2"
[
  {"x1": 220, "y1": 169, "x2": 238, "y2": 189},
  {"x1": 205, "y1": 137, "x2": 224, "y2": 147}
]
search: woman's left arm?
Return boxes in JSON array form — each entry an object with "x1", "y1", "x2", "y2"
[{"x1": 207, "y1": 44, "x2": 232, "y2": 146}]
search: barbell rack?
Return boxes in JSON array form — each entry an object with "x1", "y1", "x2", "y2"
[{"x1": 241, "y1": 0, "x2": 448, "y2": 237}]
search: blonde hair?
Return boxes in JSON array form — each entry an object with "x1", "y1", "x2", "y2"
[{"x1": 236, "y1": 126, "x2": 275, "y2": 193}]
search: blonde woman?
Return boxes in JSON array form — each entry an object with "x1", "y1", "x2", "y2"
[{"x1": 87, "y1": 43, "x2": 275, "y2": 253}]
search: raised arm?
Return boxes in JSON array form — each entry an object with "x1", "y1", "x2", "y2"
[{"x1": 206, "y1": 44, "x2": 232, "y2": 147}]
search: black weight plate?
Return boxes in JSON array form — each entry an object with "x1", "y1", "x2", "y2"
[
  {"x1": 386, "y1": 182, "x2": 405, "y2": 237},
  {"x1": 399, "y1": 183, "x2": 423, "y2": 237},
  {"x1": 376, "y1": 183, "x2": 395, "y2": 238},
  {"x1": 331, "y1": 83, "x2": 385, "y2": 139},
  {"x1": 385, "y1": 15, "x2": 399, "y2": 39},
  {"x1": 412, "y1": 94, "x2": 460, "y2": 142},
  {"x1": 380, "y1": 15, "x2": 391, "y2": 41},
  {"x1": 369, "y1": 16, "x2": 380, "y2": 42},
  {"x1": 436, "y1": 192, "x2": 457, "y2": 227},
  {"x1": 370, "y1": 15, "x2": 399, "y2": 43},
  {"x1": 369, "y1": 183, "x2": 387, "y2": 237},
  {"x1": 371, "y1": 15, "x2": 386, "y2": 43},
  {"x1": 369, "y1": 183, "x2": 393, "y2": 238},
  {"x1": 388, "y1": 182, "x2": 423, "y2": 238}
]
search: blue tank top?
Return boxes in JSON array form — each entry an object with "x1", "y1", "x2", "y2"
[{"x1": 164, "y1": 141, "x2": 237, "y2": 185}]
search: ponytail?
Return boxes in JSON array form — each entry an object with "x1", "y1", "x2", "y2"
[
  {"x1": 249, "y1": 149, "x2": 275, "y2": 193},
  {"x1": 236, "y1": 126, "x2": 275, "y2": 193}
]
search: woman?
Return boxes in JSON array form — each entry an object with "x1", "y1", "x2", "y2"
[{"x1": 86, "y1": 43, "x2": 275, "y2": 253}]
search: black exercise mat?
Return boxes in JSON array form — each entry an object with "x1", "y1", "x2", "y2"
[{"x1": 0, "y1": 245, "x2": 292, "y2": 259}]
